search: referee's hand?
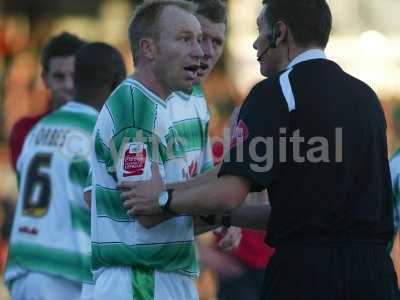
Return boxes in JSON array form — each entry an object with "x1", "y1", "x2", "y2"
[{"x1": 118, "y1": 163, "x2": 164, "y2": 216}]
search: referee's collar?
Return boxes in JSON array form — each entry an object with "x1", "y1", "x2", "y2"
[{"x1": 287, "y1": 48, "x2": 327, "y2": 69}]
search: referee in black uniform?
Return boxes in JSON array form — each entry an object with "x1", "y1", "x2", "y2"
[{"x1": 121, "y1": 0, "x2": 400, "y2": 299}]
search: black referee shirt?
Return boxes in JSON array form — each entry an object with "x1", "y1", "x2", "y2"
[{"x1": 219, "y1": 50, "x2": 394, "y2": 247}]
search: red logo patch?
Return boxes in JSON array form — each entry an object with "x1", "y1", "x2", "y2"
[
  {"x1": 188, "y1": 160, "x2": 198, "y2": 178},
  {"x1": 230, "y1": 120, "x2": 249, "y2": 148},
  {"x1": 123, "y1": 143, "x2": 147, "y2": 177}
]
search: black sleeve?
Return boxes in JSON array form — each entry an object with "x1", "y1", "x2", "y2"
[{"x1": 218, "y1": 79, "x2": 290, "y2": 192}]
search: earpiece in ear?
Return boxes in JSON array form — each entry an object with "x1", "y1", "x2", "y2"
[
  {"x1": 267, "y1": 26, "x2": 281, "y2": 49},
  {"x1": 267, "y1": 27, "x2": 276, "y2": 49}
]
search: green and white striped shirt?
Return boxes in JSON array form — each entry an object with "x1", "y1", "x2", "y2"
[
  {"x1": 5, "y1": 101, "x2": 96, "y2": 285},
  {"x1": 90, "y1": 79, "x2": 212, "y2": 278}
]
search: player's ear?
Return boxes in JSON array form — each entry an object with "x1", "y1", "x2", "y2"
[
  {"x1": 140, "y1": 38, "x2": 157, "y2": 61},
  {"x1": 41, "y1": 69, "x2": 50, "y2": 89}
]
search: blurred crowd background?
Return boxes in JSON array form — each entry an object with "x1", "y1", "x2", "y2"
[{"x1": 0, "y1": 0, "x2": 400, "y2": 299}]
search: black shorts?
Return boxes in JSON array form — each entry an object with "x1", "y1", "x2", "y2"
[{"x1": 261, "y1": 240, "x2": 400, "y2": 300}]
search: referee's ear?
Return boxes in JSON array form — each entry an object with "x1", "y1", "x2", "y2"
[{"x1": 274, "y1": 21, "x2": 289, "y2": 48}]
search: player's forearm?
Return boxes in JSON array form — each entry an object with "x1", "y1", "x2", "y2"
[
  {"x1": 166, "y1": 165, "x2": 220, "y2": 190},
  {"x1": 230, "y1": 204, "x2": 270, "y2": 230},
  {"x1": 139, "y1": 214, "x2": 219, "y2": 233},
  {"x1": 169, "y1": 175, "x2": 250, "y2": 215}
]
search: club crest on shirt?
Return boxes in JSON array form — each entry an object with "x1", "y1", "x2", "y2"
[
  {"x1": 230, "y1": 120, "x2": 249, "y2": 148},
  {"x1": 188, "y1": 160, "x2": 198, "y2": 178},
  {"x1": 181, "y1": 160, "x2": 198, "y2": 180},
  {"x1": 123, "y1": 142, "x2": 147, "y2": 177}
]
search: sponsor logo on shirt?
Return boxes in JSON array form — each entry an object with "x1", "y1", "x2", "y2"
[{"x1": 123, "y1": 142, "x2": 147, "y2": 177}]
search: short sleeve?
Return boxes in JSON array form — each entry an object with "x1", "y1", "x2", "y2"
[
  {"x1": 218, "y1": 79, "x2": 290, "y2": 192},
  {"x1": 83, "y1": 169, "x2": 92, "y2": 193}
]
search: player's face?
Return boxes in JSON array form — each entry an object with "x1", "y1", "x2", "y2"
[
  {"x1": 154, "y1": 7, "x2": 203, "y2": 94},
  {"x1": 195, "y1": 15, "x2": 226, "y2": 83},
  {"x1": 42, "y1": 56, "x2": 75, "y2": 108},
  {"x1": 253, "y1": 6, "x2": 282, "y2": 77}
]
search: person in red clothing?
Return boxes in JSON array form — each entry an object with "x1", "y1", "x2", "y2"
[{"x1": 9, "y1": 32, "x2": 86, "y2": 170}]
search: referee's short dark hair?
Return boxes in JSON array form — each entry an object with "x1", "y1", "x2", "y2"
[
  {"x1": 263, "y1": 0, "x2": 332, "y2": 48},
  {"x1": 74, "y1": 42, "x2": 127, "y2": 92},
  {"x1": 41, "y1": 32, "x2": 86, "y2": 73},
  {"x1": 192, "y1": 0, "x2": 227, "y2": 25}
]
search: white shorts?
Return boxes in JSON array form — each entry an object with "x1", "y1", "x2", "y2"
[
  {"x1": 80, "y1": 282, "x2": 94, "y2": 300},
  {"x1": 10, "y1": 272, "x2": 81, "y2": 300},
  {"x1": 94, "y1": 267, "x2": 199, "y2": 300}
]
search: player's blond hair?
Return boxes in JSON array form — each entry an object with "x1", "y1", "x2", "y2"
[{"x1": 128, "y1": 0, "x2": 197, "y2": 66}]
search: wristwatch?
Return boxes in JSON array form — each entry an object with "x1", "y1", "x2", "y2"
[{"x1": 158, "y1": 189, "x2": 174, "y2": 213}]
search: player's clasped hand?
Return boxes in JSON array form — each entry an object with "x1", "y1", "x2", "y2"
[
  {"x1": 214, "y1": 227, "x2": 242, "y2": 252},
  {"x1": 118, "y1": 163, "x2": 165, "y2": 216}
]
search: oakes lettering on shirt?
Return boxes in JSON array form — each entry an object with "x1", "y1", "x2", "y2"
[{"x1": 34, "y1": 127, "x2": 70, "y2": 148}]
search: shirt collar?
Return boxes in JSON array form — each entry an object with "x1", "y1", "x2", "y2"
[
  {"x1": 64, "y1": 100, "x2": 98, "y2": 115},
  {"x1": 125, "y1": 78, "x2": 167, "y2": 108},
  {"x1": 287, "y1": 48, "x2": 327, "y2": 69}
]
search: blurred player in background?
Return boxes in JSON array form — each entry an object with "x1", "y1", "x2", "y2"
[
  {"x1": 192, "y1": 2, "x2": 275, "y2": 298},
  {"x1": 184, "y1": 2, "x2": 243, "y2": 298},
  {"x1": 4, "y1": 41, "x2": 126, "y2": 300},
  {"x1": 9, "y1": 32, "x2": 85, "y2": 171},
  {"x1": 77, "y1": 43, "x2": 127, "y2": 300},
  {"x1": 188, "y1": 1, "x2": 250, "y2": 297}
]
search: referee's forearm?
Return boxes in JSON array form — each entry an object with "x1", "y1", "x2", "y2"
[
  {"x1": 169, "y1": 175, "x2": 249, "y2": 215},
  {"x1": 231, "y1": 204, "x2": 270, "y2": 230},
  {"x1": 166, "y1": 165, "x2": 220, "y2": 191}
]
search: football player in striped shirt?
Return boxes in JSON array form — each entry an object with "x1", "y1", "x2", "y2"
[
  {"x1": 89, "y1": 1, "x2": 207, "y2": 299},
  {"x1": 5, "y1": 42, "x2": 126, "y2": 300}
]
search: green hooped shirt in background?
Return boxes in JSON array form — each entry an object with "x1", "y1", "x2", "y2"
[{"x1": 5, "y1": 101, "x2": 97, "y2": 285}]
